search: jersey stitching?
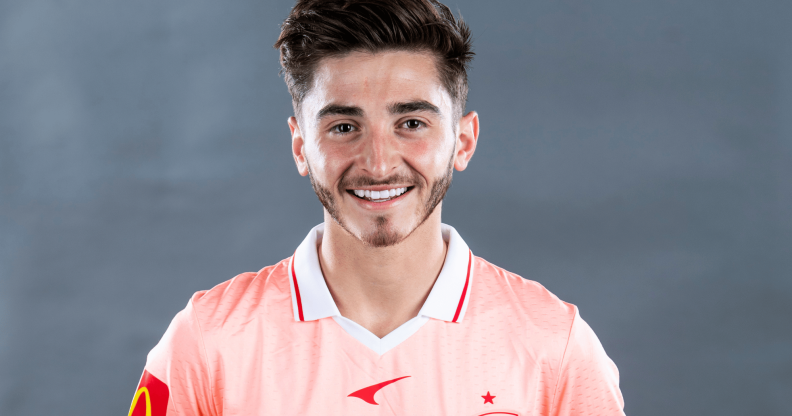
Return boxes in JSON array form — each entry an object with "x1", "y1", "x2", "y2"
[
  {"x1": 549, "y1": 304, "x2": 578, "y2": 415},
  {"x1": 190, "y1": 298, "x2": 220, "y2": 416}
]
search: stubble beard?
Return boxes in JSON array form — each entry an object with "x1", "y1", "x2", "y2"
[{"x1": 307, "y1": 154, "x2": 454, "y2": 248}]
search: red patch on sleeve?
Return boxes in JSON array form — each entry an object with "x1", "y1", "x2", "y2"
[{"x1": 129, "y1": 370, "x2": 169, "y2": 416}]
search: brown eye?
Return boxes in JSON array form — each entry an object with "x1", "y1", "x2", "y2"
[
  {"x1": 404, "y1": 120, "x2": 423, "y2": 129},
  {"x1": 333, "y1": 123, "x2": 354, "y2": 133}
]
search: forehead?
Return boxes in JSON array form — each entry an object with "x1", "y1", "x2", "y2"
[{"x1": 303, "y1": 50, "x2": 451, "y2": 117}]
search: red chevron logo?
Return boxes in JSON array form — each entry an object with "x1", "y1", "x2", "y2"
[{"x1": 347, "y1": 376, "x2": 410, "y2": 405}]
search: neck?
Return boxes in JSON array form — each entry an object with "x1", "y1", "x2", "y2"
[{"x1": 318, "y1": 207, "x2": 448, "y2": 338}]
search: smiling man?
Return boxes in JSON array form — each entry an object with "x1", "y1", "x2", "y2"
[{"x1": 129, "y1": 1, "x2": 625, "y2": 415}]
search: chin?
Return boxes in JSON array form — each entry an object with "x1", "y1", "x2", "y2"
[{"x1": 355, "y1": 216, "x2": 413, "y2": 248}]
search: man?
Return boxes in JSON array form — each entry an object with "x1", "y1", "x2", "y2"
[{"x1": 129, "y1": 0, "x2": 625, "y2": 415}]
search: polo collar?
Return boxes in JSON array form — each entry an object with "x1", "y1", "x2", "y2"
[{"x1": 288, "y1": 223, "x2": 473, "y2": 323}]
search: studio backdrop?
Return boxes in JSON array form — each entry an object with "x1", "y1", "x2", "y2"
[{"x1": 0, "y1": 0, "x2": 790, "y2": 415}]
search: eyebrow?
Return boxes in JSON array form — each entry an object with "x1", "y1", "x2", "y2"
[
  {"x1": 317, "y1": 104, "x2": 364, "y2": 120},
  {"x1": 315, "y1": 100, "x2": 441, "y2": 121},
  {"x1": 388, "y1": 100, "x2": 441, "y2": 116}
]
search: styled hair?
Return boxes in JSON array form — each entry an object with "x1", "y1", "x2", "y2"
[{"x1": 274, "y1": 0, "x2": 474, "y2": 117}]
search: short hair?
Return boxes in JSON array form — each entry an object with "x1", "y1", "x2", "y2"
[{"x1": 274, "y1": 0, "x2": 474, "y2": 118}]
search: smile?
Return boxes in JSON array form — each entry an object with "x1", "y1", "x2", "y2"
[{"x1": 348, "y1": 187, "x2": 412, "y2": 202}]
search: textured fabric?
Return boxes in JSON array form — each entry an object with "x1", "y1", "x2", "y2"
[{"x1": 135, "y1": 225, "x2": 625, "y2": 416}]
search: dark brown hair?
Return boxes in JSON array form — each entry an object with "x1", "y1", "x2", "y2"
[{"x1": 274, "y1": 0, "x2": 474, "y2": 117}]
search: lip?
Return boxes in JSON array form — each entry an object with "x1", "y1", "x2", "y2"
[{"x1": 346, "y1": 187, "x2": 413, "y2": 210}]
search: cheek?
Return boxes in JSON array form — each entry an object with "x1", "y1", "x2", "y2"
[
  {"x1": 309, "y1": 139, "x2": 355, "y2": 182},
  {"x1": 404, "y1": 136, "x2": 454, "y2": 174}
]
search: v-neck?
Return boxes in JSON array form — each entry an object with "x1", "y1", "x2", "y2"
[{"x1": 288, "y1": 223, "x2": 473, "y2": 355}]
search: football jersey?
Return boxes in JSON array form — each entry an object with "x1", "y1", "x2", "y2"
[{"x1": 129, "y1": 223, "x2": 625, "y2": 416}]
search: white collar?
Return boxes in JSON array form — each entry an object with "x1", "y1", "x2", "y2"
[{"x1": 288, "y1": 223, "x2": 473, "y2": 324}]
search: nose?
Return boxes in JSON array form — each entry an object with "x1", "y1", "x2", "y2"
[{"x1": 360, "y1": 125, "x2": 399, "y2": 178}]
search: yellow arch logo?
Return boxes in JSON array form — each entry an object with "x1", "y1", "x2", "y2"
[{"x1": 128, "y1": 387, "x2": 152, "y2": 416}]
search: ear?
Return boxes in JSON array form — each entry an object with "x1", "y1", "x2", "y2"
[
  {"x1": 454, "y1": 111, "x2": 479, "y2": 171},
  {"x1": 289, "y1": 116, "x2": 309, "y2": 176}
]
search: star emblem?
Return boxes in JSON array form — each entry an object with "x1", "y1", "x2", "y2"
[{"x1": 482, "y1": 391, "x2": 495, "y2": 404}]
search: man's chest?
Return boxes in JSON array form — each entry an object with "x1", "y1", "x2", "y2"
[{"x1": 211, "y1": 319, "x2": 557, "y2": 416}]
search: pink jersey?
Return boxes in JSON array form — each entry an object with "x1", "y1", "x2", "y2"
[{"x1": 130, "y1": 224, "x2": 624, "y2": 416}]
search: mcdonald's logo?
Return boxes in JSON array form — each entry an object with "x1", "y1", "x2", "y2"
[{"x1": 129, "y1": 370, "x2": 169, "y2": 416}]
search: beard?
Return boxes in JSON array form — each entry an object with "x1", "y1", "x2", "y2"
[{"x1": 307, "y1": 153, "x2": 454, "y2": 248}]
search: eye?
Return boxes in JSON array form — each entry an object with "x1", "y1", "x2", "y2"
[
  {"x1": 332, "y1": 123, "x2": 355, "y2": 134},
  {"x1": 403, "y1": 119, "x2": 424, "y2": 129}
]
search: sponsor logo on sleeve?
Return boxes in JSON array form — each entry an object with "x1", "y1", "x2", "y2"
[{"x1": 128, "y1": 370, "x2": 169, "y2": 416}]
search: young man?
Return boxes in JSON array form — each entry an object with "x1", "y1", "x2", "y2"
[{"x1": 129, "y1": 1, "x2": 625, "y2": 415}]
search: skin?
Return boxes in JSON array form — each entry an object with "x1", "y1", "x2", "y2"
[{"x1": 288, "y1": 50, "x2": 479, "y2": 338}]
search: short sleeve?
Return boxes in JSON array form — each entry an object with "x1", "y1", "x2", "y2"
[
  {"x1": 550, "y1": 308, "x2": 625, "y2": 416},
  {"x1": 129, "y1": 298, "x2": 217, "y2": 416}
]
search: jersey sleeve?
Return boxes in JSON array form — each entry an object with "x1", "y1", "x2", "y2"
[
  {"x1": 128, "y1": 298, "x2": 218, "y2": 416},
  {"x1": 550, "y1": 308, "x2": 625, "y2": 416}
]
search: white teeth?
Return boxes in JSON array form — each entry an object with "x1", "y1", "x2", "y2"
[{"x1": 351, "y1": 187, "x2": 410, "y2": 200}]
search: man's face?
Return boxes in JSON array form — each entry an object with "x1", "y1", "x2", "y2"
[{"x1": 289, "y1": 50, "x2": 478, "y2": 247}]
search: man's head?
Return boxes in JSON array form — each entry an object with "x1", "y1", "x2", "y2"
[
  {"x1": 275, "y1": 0, "x2": 474, "y2": 120},
  {"x1": 276, "y1": 1, "x2": 479, "y2": 248}
]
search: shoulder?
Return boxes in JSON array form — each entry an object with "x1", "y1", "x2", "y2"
[
  {"x1": 187, "y1": 257, "x2": 292, "y2": 332},
  {"x1": 471, "y1": 255, "x2": 577, "y2": 327},
  {"x1": 468, "y1": 255, "x2": 580, "y2": 359},
  {"x1": 144, "y1": 258, "x2": 291, "y2": 373},
  {"x1": 469, "y1": 256, "x2": 623, "y2": 407}
]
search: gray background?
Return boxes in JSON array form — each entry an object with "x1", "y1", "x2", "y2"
[{"x1": 1, "y1": 0, "x2": 790, "y2": 414}]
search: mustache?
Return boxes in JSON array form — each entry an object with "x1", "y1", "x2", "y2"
[{"x1": 338, "y1": 172, "x2": 422, "y2": 189}]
